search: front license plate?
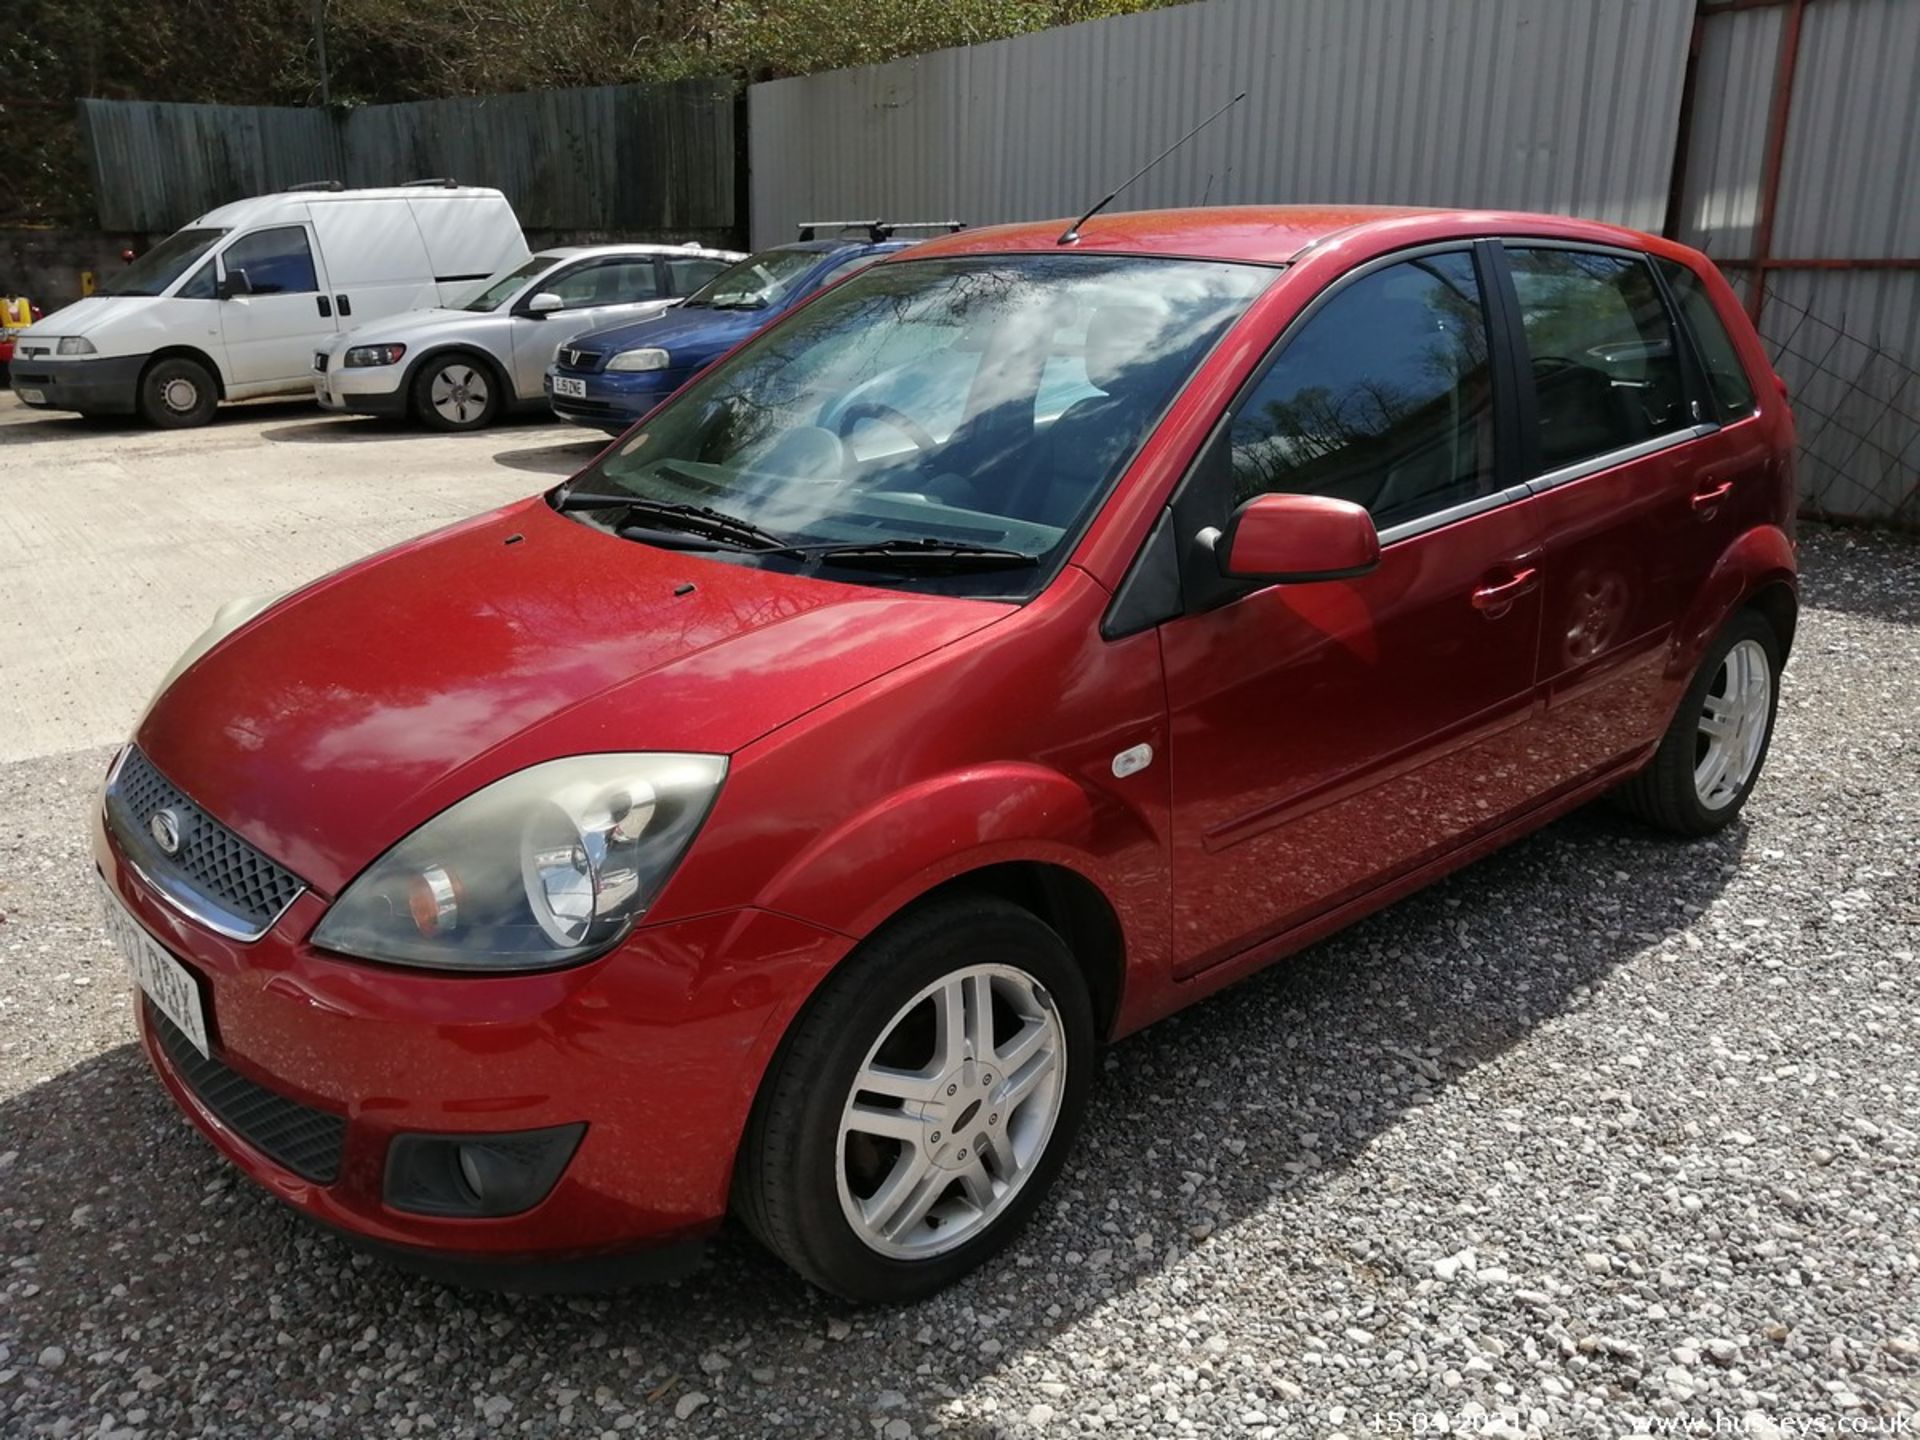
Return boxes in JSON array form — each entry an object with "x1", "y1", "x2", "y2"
[
  {"x1": 16, "y1": 387, "x2": 45, "y2": 404},
  {"x1": 552, "y1": 376, "x2": 587, "y2": 398},
  {"x1": 98, "y1": 877, "x2": 211, "y2": 1058}
]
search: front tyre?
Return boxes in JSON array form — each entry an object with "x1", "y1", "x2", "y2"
[
  {"x1": 411, "y1": 352, "x2": 501, "y2": 431},
  {"x1": 137, "y1": 356, "x2": 217, "y2": 428},
  {"x1": 1616, "y1": 609, "x2": 1781, "y2": 835},
  {"x1": 735, "y1": 895, "x2": 1094, "y2": 1303}
]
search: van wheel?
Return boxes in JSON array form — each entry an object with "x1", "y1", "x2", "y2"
[
  {"x1": 734, "y1": 895, "x2": 1094, "y2": 1303},
  {"x1": 412, "y1": 352, "x2": 501, "y2": 431},
  {"x1": 138, "y1": 357, "x2": 217, "y2": 428},
  {"x1": 1615, "y1": 610, "x2": 1781, "y2": 835}
]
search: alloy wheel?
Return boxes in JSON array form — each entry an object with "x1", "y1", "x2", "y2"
[
  {"x1": 1694, "y1": 637, "x2": 1771, "y2": 809},
  {"x1": 836, "y1": 963, "x2": 1066, "y2": 1259},
  {"x1": 430, "y1": 364, "x2": 489, "y2": 425}
]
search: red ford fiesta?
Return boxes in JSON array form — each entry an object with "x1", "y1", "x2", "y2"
[{"x1": 95, "y1": 206, "x2": 1797, "y2": 1302}]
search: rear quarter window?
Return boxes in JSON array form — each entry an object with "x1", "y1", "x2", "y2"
[{"x1": 1658, "y1": 257, "x2": 1758, "y2": 421}]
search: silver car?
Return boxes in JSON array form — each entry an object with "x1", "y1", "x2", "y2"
[{"x1": 311, "y1": 243, "x2": 742, "y2": 430}]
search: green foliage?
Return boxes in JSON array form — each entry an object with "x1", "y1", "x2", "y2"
[{"x1": 0, "y1": 0, "x2": 1192, "y2": 224}]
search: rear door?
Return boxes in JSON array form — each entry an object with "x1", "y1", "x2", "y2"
[
  {"x1": 216, "y1": 221, "x2": 336, "y2": 388},
  {"x1": 1159, "y1": 245, "x2": 1548, "y2": 975},
  {"x1": 1492, "y1": 243, "x2": 1739, "y2": 792},
  {"x1": 505, "y1": 256, "x2": 674, "y2": 397},
  {"x1": 663, "y1": 253, "x2": 733, "y2": 298}
]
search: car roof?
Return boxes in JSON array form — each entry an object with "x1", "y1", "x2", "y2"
[
  {"x1": 771, "y1": 237, "x2": 915, "y2": 257},
  {"x1": 897, "y1": 204, "x2": 1675, "y2": 266},
  {"x1": 533, "y1": 244, "x2": 744, "y2": 263},
  {"x1": 196, "y1": 186, "x2": 510, "y2": 227}
]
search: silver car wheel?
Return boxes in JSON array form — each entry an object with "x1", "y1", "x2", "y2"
[
  {"x1": 160, "y1": 376, "x2": 200, "y2": 414},
  {"x1": 836, "y1": 963, "x2": 1067, "y2": 1259},
  {"x1": 1694, "y1": 637, "x2": 1771, "y2": 809},
  {"x1": 429, "y1": 364, "x2": 489, "y2": 425}
]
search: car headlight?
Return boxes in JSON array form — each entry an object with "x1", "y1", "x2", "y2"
[
  {"x1": 344, "y1": 343, "x2": 407, "y2": 367},
  {"x1": 605, "y1": 348, "x2": 670, "y2": 373},
  {"x1": 311, "y1": 753, "x2": 727, "y2": 970},
  {"x1": 148, "y1": 592, "x2": 286, "y2": 706},
  {"x1": 57, "y1": 336, "x2": 97, "y2": 356}
]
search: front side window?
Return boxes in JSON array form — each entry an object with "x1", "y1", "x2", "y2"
[
  {"x1": 461, "y1": 255, "x2": 553, "y2": 312},
  {"x1": 682, "y1": 247, "x2": 823, "y2": 311},
  {"x1": 567, "y1": 254, "x2": 1274, "y2": 597},
  {"x1": 99, "y1": 228, "x2": 226, "y2": 298},
  {"x1": 1657, "y1": 257, "x2": 1757, "y2": 420},
  {"x1": 176, "y1": 260, "x2": 218, "y2": 301},
  {"x1": 548, "y1": 259, "x2": 663, "y2": 308},
  {"x1": 222, "y1": 226, "x2": 318, "y2": 295},
  {"x1": 1508, "y1": 247, "x2": 1688, "y2": 472},
  {"x1": 1228, "y1": 251, "x2": 1497, "y2": 531}
]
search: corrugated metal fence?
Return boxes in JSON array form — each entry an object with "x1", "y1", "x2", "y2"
[
  {"x1": 80, "y1": 80, "x2": 739, "y2": 241},
  {"x1": 748, "y1": 0, "x2": 1696, "y2": 245},
  {"x1": 1675, "y1": 0, "x2": 1920, "y2": 527}
]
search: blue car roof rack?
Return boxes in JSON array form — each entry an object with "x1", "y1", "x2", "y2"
[{"x1": 795, "y1": 219, "x2": 965, "y2": 244}]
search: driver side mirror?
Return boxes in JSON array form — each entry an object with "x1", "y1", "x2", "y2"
[
  {"x1": 1214, "y1": 493, "x2": 1380, "y2": 583},
  {"x1": 216, "y1": 269, "x2": 253, "y2": 300},
  {"x1": 524, "y1": 291, "x2": 563, "y2": 316}
]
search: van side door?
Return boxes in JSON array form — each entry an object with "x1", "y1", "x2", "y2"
[{"x1": 215, "y1": 222, "x2": 336, "y2": 390}]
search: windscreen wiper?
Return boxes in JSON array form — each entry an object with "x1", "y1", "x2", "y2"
[
  {"x1": 553, "y1": 490, "x2": 798, "y2": 554},
  {"x1": 806, "y1": 538, "x2": 1039, "y2": 572}
]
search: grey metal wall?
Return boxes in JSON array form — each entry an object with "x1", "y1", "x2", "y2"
[
  {"x1": 1678, "y1": 0, "x2": 1920, "y2": 525},
  {"x1": 747, "y1": 0, "x2": 1695, "y2": 248},
  {"x1": 80, "y1": 81, "x2": 738, "y2": 240}
]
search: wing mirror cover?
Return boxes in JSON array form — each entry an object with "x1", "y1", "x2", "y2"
[{"x1": 1216, "y1": 492, "x2": 1381, "y2": 583}]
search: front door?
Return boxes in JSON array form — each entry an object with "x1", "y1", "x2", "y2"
[
  {"x1": 1161, "y1": 248, "x2": 1547, "y2": 975},
  {"x1": 217, "y1": 223, "x2": 336, "y2": 388},
  {"x1": 507, "y1": 256, "x2": 675, "y2": 398}
]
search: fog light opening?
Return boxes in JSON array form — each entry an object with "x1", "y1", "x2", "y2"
[{"x1": 384, "y1": 1123, "x2": 587, "y2": 1219}]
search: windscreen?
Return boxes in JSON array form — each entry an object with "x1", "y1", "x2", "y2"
[
  {"x1": 99, "y1": 228, "x2": 226, "y2": 298},
  {"x1": 682, "y1": 248, "x2": 823, "y2": 310},
  {"x1": 461, "y1": 254, "x2": 554, "y2": 312},
  {"x1": 566, "y1": 253, "x2": 1274, "y2": 598}
]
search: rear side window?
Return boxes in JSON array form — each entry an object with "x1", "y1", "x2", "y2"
[
  {"x1": 223, "y1": 226, "x2": 318, "y2": 295},
  {"x1": 1228, "y1": 251, "x2": 1498, "y2": 531},
  {"x1": 1658, "y1": 257, "x2": 1757, "y2": 420},
  {"x1": 1506, "y1": 247, "x2": 1688, "y2": 473}
]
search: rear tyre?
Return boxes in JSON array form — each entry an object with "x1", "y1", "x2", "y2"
[
  {"x1": 411, "y1": 351, "x2": 501, "y2": 431},
  {"x1": 137, "y1": 356, "x2": 217, "y2": 429},
  {"x1": 735, "y1": 895, "x2": 1094, "y2": 1303},
  {"x1": 1615, "y1": 609, "x2": 1781, "y2": 835}
]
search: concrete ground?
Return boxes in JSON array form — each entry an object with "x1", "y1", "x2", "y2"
[
  {"x1": 1, "y1": 390, "x2": 1915, "y2": 1438},
  {"x1": 0, "y1": 393, "x2": 605, "y2": 764}
]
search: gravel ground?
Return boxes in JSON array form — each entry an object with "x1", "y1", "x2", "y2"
[{"x1": 2, "y1": 524, "x2": 1916, "y2": 1440}]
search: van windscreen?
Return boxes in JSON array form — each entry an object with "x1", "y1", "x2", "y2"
[{"x1": 100, "y1": 229, "x2": 227, "y2": 298}]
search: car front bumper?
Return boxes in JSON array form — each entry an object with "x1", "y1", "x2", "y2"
[
  {"x1": 313, "y1": 360, "x2": 409, "y2": 418},
  {"x1": 93, "y1": 798, "x2": 850, "y2": 1283},
  {"x1": 10, "y1": 353, "x2": 146, "y2": 414},
  {"x1": 545, "y1": 366, "x2": 687, "y2": 433}
]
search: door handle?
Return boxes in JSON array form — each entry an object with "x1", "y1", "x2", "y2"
[
  {"x1": 316, "y1": 295, "x2": 332, "y2": 318},
  {"x1": 1471, "y1": 566, "x2": 1538, "y2": 614},
  {"x1": 1691, "y1": 479, "x2": 1734, "y2": 511},
  {"x1": 337, "y1": 293, "x2": 352, "y2": 317}
]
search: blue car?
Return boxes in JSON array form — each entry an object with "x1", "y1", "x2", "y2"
[{"x1": 546, "y1": 224, "x2": 961, "y2": 433}]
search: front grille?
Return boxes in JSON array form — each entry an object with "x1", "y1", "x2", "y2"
[
  {"x1": 147, "y1": 999, "x2": 345, "y2": 1183},
  {"x1": 18, "y1": 343, "x2": 49, "y2": 358},
  {"x1": 557, "y1": 346, "x2": 604, "y2": 372},
  {"x1": 106, "y1": 748, "x2": 306, "y2": 939}
]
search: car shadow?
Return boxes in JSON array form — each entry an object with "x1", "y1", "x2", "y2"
[
  {"x1": 0, "y1": 396, "x2": 317, "y2": 442},
  {"x1": 491, "y1": 437, "x2": 611, "y2": 476},
  {"x1": 0, "y1": 802, "x2": 1747, "y2": 1433},
  {"x1": 1796, "y1": 522, "x2": 1917, "y2": 629}
]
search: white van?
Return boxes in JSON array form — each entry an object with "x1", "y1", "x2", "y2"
[{"x1": 11, "y1": 183, "x2": 528, "y2": 428}]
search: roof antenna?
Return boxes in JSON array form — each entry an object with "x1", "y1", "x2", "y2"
[{"x1": 1058, "y1": 91, "x2": 1248, "y2": 246}]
